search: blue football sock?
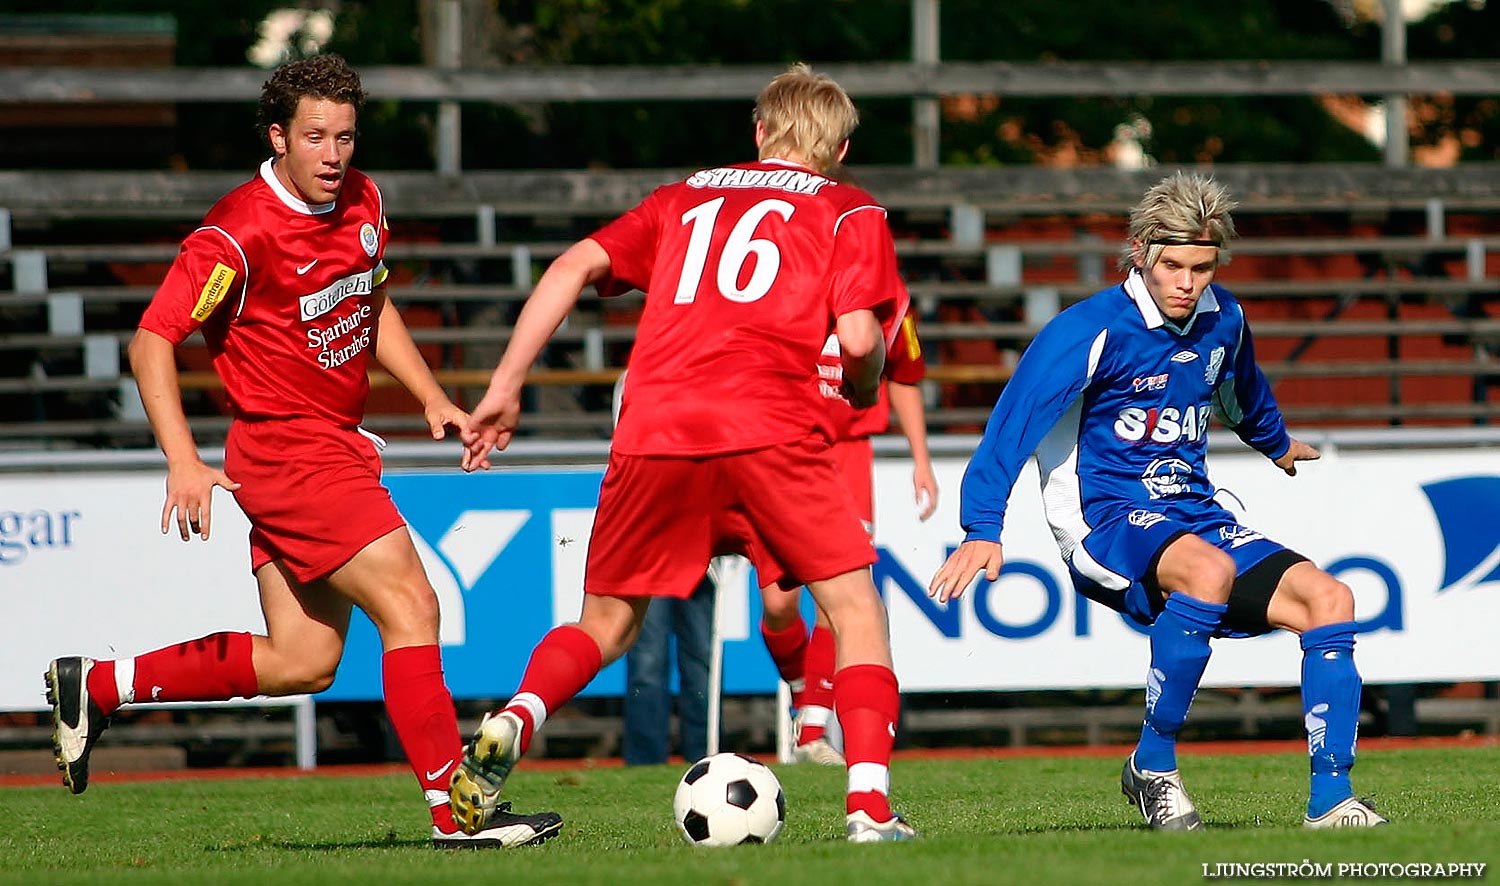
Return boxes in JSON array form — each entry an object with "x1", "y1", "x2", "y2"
[
  {"x1": 1301, "y1": 621, "x2": 1361, "y2": 819},
  {"x1": 1134, "y1": 593, "x2": 1227, "y2": 773}
]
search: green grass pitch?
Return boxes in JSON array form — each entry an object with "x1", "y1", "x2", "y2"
[{"x1": 2, "y1": 746, "x2": 1497, "y2": 885}]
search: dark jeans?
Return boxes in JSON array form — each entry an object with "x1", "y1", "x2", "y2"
[{"x1": 622, "y1": 575, "x2": 715, "y2": 765}]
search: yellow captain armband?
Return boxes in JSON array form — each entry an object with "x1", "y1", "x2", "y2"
[
  {"x1": 190, "y1": 262, "x2": 237, "y2": 321},
  {"x1": 900, "y1": 314, "x2": 921, "y2": 359}
]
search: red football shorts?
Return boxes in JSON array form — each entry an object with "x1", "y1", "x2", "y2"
[
  {"x1": 715, "y1": 435, "x2": 876, "y2": 591},
  {"x1": 225, "y1": 417, "x2": 407, "y2": 583},
  {"x1": 715, "y1": 507, "x2": 793, "y2": 591},
  {"x1": 832, "y1": 436, "x2": 875, "y2": 530},
  {"x1": 585, "y1": 435, "x2": 876, "y2": 598}
]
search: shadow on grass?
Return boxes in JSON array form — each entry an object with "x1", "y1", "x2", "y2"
[{"x1": 209, "y1": 833, "x2": 433, "y2": 852}]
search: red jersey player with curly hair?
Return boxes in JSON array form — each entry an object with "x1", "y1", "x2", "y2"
[{"x1": 44, "y1": 54, "x2": 561, "y2": 850}]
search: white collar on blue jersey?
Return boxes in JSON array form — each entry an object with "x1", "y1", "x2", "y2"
[
  {"x1": 260, "y1": 158, "x2": 338, "y2": 216},
  {"x1": 1124, "y1": 267, "x2": 1220, "y2": 335}
]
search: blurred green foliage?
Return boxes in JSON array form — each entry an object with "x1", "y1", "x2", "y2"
[{"x1": 6, "y1": 0, "x2": 1492, "y2": 170}]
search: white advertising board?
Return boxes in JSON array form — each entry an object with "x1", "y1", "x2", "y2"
[
  {"x1": 0, "y1": 475, "x2": 263, "y2": 710},
  {"x1": 2, "y1": 445, "x2": 1497, "y2": 709}
]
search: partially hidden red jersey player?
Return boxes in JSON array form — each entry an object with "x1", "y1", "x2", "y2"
[
  {"x1": 756, "y1": 308, "x2": 938, "y2": 764},
  {"x1": 42, "y1": 54, "x2": 562, "y2": 850},
  {"x1": 449, "y1": 63, "x2": 919, "y2": 844},
  {"x1": 822, "y1": 309, "x2": 934, "y2": 526}
]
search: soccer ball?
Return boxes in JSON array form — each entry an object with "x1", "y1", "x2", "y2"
[{"x1": 672, "y1": 752, "x2": 785, "y2": 847}]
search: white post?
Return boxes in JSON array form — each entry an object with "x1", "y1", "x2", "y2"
[
  {"x1": 1426, "y1": 198, "x2": 1446, "y2": 240},
  {"x1": 775, "y1": 680, "x2": 794, "y2": 764},
  {"x1": 294, "y1": 696, "x2": 317, "y2": 770},
  {"x1": 583, "y1": 327, "x2": 605, "y2": 371},
  {"x1": 115, "y1": 378, "x2": 147, "y2": 421},
  {"x1": 1024, "y1": 286, "x2": 1061, "y2": 325},
  {"x1": 911, "y1": 0, "x2": 940, "y2": 168},
  {"x1": 46, "y1": 292, "x2": 82, "y2": 335},
  {"x1": 951, "y1": 204, "x2": 983, "y2": 247},
  {"x1": 705, "y1": 557, "x2": 729, "y2": 756},
  {"x1": 1382, "y1": 0, "x2": 1409, "y2": 169},
  {"x1": 1467, "y1": 238, "x2": 1486, "y2": 282},
  {"x1": 83, "y1": 334, "x2": 120, "y2": 379},
  {"x1": 510, "y1": 244, "x2": 532, "y2": 289},
  {"x1": 435, "y1": 0, "x2": 462, "y2": 175},
  {"x1": 16, "y1": 250, "x2": 47, "y2": 295},
  {"x1": 986, "y1": 244, "x2": 1021, "y2": 287},
  {"x1": 475, "y1": 204, "x2": 496, "y2": 246}
]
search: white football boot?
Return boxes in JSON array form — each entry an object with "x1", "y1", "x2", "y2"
[
  {"x1": 44, "y1": 657, "x2": 110, "y2": 795},
  {"x1": 430, "y1": 789, "x2": 562, "y2": 849},
  {"x1": 791, "y1": 709, "x2": 846, "y2": 766},
  {"x1": 1121, "y1": 753, "x2": 1203, "y2": 831},
  {"x1": 846, "y1": 810, "x2": 919, "y2": 843},
  {"x1": 449, "y1": 710, "x2": 524, "y2": 834},
  {"x1": 1304, "y1": 797, "x2": 1388, "y2": 828}
]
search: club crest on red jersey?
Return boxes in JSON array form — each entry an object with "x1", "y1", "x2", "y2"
[{"x1": 359, "y1": 222, "x2": 378, "y2": 257}]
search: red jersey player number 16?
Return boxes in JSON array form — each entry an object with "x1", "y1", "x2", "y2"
[{"x1": 450, "y1": 63, "x2": 919, "y2": 845}]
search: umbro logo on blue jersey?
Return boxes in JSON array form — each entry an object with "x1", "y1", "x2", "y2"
[
  {"x1": 1421, "y1": 476, "x2": 1500, "y2": 592},
  {"x1": 1170, "y1": 350, "x2": 1198, "y2": 363}
]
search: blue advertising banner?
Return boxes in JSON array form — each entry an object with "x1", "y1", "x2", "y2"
[
  {"x1": 316, "y1": 468, "x2": 793, "y2": 702},
  {"x1": 11, "y1": 446, "x2": 1497, "y2": 711}
]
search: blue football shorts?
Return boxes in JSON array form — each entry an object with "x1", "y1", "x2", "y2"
[{"x1": 1064, "y1": 499, "x2": 1306, "y2": 637}]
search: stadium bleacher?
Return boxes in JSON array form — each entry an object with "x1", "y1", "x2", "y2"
[{"x1": 5, "y1": 171, "x2": 1500, "y2": 447}]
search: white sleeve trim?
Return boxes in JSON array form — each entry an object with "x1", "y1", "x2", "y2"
[
  {"x1": 833, "y1": 203, "x2": 886, "y2": 237},
  {"x1": 194, "y1": 225, "x2": 251, "y2": 319}
]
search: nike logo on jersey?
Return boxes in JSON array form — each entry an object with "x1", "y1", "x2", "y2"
[
  {"x1": 296, "y1": 259, "x2": 319, "y2": 275},
  {"x1": 1170, "y1": 350, "x2": 1199, "y2": 363},
  {"x1": 425, "y1": 760, "x2": 455, "y2": 781}
]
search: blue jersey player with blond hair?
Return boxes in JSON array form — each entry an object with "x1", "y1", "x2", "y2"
[{"x1": 928, "y1": 172, "x2": 1385, "y2": 831}]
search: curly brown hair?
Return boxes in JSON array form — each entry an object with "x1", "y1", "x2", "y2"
[{"x1": 256, "y1": 54, "x2": 366, "y2": 146}]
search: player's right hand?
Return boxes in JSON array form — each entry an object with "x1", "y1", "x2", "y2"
[
  {"x1": 162, "y1": 460, "x2": 240, "y2": 541},
  {"x1": 1273, "y1": 436, "x2": 1321, "y2": 477},
  {"x1": 840, "y1": 378, "x2": 880, "y2": 410},
  {"x1": 460, "y1": 387, "x2": 522, "y2": 472},
  {"x1": 927, "y1": 539, "x2": 1004, "y2": 604}
]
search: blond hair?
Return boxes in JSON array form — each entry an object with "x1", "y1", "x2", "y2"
[
  {"x1": 1119, "y1": 171, "x2": 1238, "y2": 271},
  {"x1": 753, "y1": 63, "x2": 859, "y2": 174}
]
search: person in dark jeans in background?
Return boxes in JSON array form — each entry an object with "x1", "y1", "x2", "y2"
[{"x1": 622, "y1": 574, "x2": 716, "y2": 765}]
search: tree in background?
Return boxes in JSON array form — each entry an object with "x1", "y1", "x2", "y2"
[
  {"x1": 2, "y1": 0, "x2": 1486, "y2": 170},
  {"x1": 936, "y1": 0, "x2": 1382, "y2": 167},
  {"x1": 341, "y1": 0, "x2": 1386, "y2": 170},
  {"x1": 1407, "y1": 0, "x2": 1500, "y2": 163}
]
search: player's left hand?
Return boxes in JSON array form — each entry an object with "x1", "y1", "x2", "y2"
[
  {"x1": 425, "y1": 399, "x2": 470, "y2": 442},
  {"x1": 928, "y1": 539, "x2": 1003, "y2": 604},
  {"x1": 913, "y1": 465, "x2": 938, "y2": 521},
  {"x1": 1273, "y1": 437, "x2": 1321, "y2": 477}
]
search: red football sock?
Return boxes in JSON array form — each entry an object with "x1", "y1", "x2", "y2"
[
  {"x1": 835, "y1": 662, "x2": 899, "y2": 821},
  {"x1": 102, "y1": 633, "x2": 259, "y2": 715},
  {"x1": 382, "y1": 644, "x2": 463, "y2": 828},
  {"x1": 760, "y1": 615, "x2": 808, "y2": 687},
  {"x1": 85, "y1": 660, "x2": 121, "y2": 716},
  {"x1": 504, "y1": 625, "x2": 602, "y2": 755},
  {"x1": 797, "y1": 625, "x2": 837, "y2": 741}
]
